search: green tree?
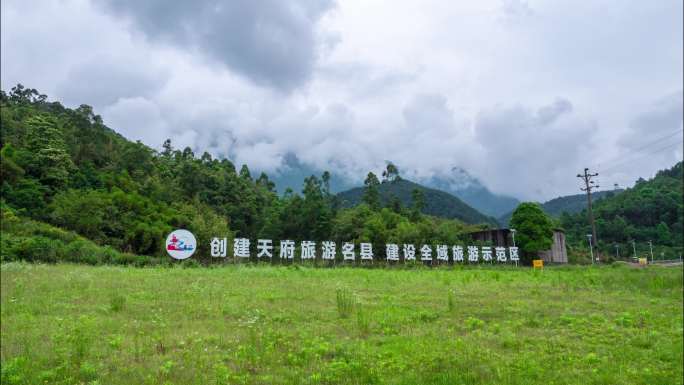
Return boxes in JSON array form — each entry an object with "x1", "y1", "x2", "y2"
[
  {"x1": 239, "y1": 164, "x2": 252, "y2": 181},
  {"x1": 410, "y1": 188, "x2": 425, "y2": 221},
  {"x1": 656, "y1": 222, "x2": 672, "y2": 246},
  {"x1": 25, "y1": 115, "x2": 74, "y2": 189},
  {"x1": 0, "y1": 144, "x2": 24, "y2": 184},
  {"x1": 388, "y1": 194, "x2": 402, "y2": 213},
  {"x1": 509, "y1": 202, "x2": 554, "y2": 264},
  {"x1": 382, "y1": 162, "x2": 400, "y2": 182},
  {"x1": 363, "y1": 172, "x2": 381, "y2": 210},
  {"x1": 321, "y1": 171, "x2": 331, "y2": 195}
]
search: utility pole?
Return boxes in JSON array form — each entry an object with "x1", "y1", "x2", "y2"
[
  {"x1": 632, "y1": 240, "x2": 637, "y2": 259},
  {"x1": 615, "y1": 244, "x2": 620, "y2": 259},
  {"x1": 510, "y1": 229, "x2": 517, "y2": 267},
  {"x1": 587, "y1": 234, "x2": 594, "y2": 265},
  {"x1": 578, "y1": 168, "x2": 600, "y2": 260},
  {"x1": 648, "y1": 241, "x2": 654, "y2": 262}
]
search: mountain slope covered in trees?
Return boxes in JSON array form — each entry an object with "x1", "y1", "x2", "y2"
[
  {"x1": 0, "y1": 85, "x2": 483, "y2": 263},
  {"x1": 336, "y1": 179, "x2": 498, "y2": 226},
  {"x1": 560, "y1": 161, "x2": 683, "y2": 255},
  {"x1": 498, "y1": 190, "x2": 621, "y2": 226}
]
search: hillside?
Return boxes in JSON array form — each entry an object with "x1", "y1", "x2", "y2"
[
  {"x1": 0, "y1": 85, "x2": 482, "y2": 263},
  {"x1": 336, "y1": 179, "x2": 498, "y2": 225},
  {"x1": 498, "y1": 190, "x2": 621, "y2": 226},
  {"x1": 561, "y1": 161, "x2": 683, "y2": 253}
]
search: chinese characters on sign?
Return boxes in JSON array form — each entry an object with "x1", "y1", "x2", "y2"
[{"x1": 208, "y1": 237, "x2": 520, "y2": 263}]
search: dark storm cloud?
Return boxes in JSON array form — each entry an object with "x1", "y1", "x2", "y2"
[{"x1": 94, "y1": 0, "x2": 335, "y2": 91}]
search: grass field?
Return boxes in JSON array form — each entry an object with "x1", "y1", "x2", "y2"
[{"x1": 1, "y1": 263, "x2": 682, "y2": 385}]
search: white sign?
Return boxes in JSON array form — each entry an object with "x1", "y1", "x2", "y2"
[
  {"x1": 171, "y1": 233, "x2": 524, "y2": 266},
  {"x1": 165, "y1": 229, "x2": 197, "y2": 260}
]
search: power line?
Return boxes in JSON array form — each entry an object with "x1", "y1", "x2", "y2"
[
  {"x1": 596, "y1": 128, "x2": 683, "y2": 170},
  {"x1": 600, "y1": 141, "x2": 681, "y2": 174}
]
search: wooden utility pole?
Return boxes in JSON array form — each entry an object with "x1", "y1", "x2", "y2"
[{"x1": 578, "y1": 168, "x2": 600, "y2": 260}]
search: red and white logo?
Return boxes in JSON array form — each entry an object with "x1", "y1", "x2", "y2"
[{"x1": 165, "y1": 229, "x2": 197, "y2": 260}]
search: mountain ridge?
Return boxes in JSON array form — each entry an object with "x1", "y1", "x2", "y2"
[
  {"x1": 498, "y1": 190, "x2": 623, "y2": 226},
  {"x1": 335, "y1": 178, "x2": 499, "y2": 225}
]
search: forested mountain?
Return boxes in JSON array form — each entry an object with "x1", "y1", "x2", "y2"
[
  {"x1": 336, "y1": 179, "x2": 498, "y2": 226},
  {"x1": 0, "y1": 85, "x2": 482, "y2": 264},
  {"x1": 498, "y1": 190, "x2": 621, "y2": 226},
  {"x1": 270, "y1": 162, "x2": 520, "y2": 218},
  {"x1": 560, "y1": 162, "x2": 683, "y2": 255}
]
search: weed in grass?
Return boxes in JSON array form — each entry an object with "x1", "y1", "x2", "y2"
[
  {"x1": 109, "y1": 293, "x2": 126, "y2": 312},
  {"x1": 68, "y1": 317, "x2": 93, "y2": 366},
  {"x1": 415, "y1": 310, "x2": 439, "y2": 323},
  {"x1": 447, "y1": 289, "x2": 455, "y2": 312},
  {"x1": 78, "y1": 361, "x2": 98, "y2": 383},
  {"x1": 465, "y1": 316, "x2": 484, "y2": 330},
  {"x1": 107, "y1": 335, "x2": 123, "y2": 350},
  {"x1": 356, "y1": 306, "x2": 370, "y2": 335},
  {"x1": 336, "y1": 287, "x2": 354, "y2": 318}
]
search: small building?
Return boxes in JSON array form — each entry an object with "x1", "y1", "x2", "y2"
[
  {"x1": 468, "y1": 228, "x2": 514, "y2": 248},
  {"x1": 538, "y1": 229, "x2": 567, "y2": 263},
  {"x1": 467, "y1": 228, "x2": 568, "y2": 264}
]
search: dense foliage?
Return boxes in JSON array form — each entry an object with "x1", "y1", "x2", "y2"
[
  {"x1": 0, "y1": 85, "x2": 482, "y2": 263},
  {"x1": 509, "y1": 202, "x2": 554, "y2": 264},
  {"x1": 561, "y1": 162, "x2": 683, "y2": 259}
]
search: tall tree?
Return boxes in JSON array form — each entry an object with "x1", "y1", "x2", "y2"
[
  {"x1": 321, "y1": 171, "x2": 331, "y2": 195},
  {"x1": 382, "y1": 162, "x2": 400, "y2": 182},
  {"x1": 363, "y1": 172, "x2": 381, "y2": 210},
  {"x1": 410, "y1": 188, "x2": 425, "y2": 221},
  {"x1": 239, "y1": 164, "x2": 252, "y2": 181},
  {"x1": 25, "y1": 115, "x2": 74, "y2": 190}
]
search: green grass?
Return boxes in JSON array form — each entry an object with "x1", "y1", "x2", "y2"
[{"x1": 1, "y1": 263, "x2": 682, "y2": 385}]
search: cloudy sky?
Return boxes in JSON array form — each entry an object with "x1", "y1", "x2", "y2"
[{"x1": 2, "y1": 0, "x2": 682, "y2": 200}]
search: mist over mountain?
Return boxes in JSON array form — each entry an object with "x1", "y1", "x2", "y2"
[
  {"x1": 267, "y1": 162, "x2": 519, "y2": 218},
  {"x1": 421, "y1": 167, "x2": 520, "y2": 218},
  {"x1": 264, "y1": 153, "x2": 356, "y2": 194}
]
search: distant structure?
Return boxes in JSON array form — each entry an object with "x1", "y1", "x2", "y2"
[
  {"x1": 537, "y1": 230, "x2": 568, "y2": 263},
  {"x1": 467, "y1": 228, "x2": 567, "y2": 263},
  {"x1": 468, "y1": 228, "x2": 514, "y2": 248}
]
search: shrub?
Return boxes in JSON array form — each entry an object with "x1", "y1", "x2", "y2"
[
  {"x1": 64, "y1": 239, "x2": 101, "y2": 265},
  {"x1": 14, "y1": 236, "x2": 59, "y2": 263}
]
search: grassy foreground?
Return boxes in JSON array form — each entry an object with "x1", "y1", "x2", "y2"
[{"x1": 1, "y1": 263, "x2": 682, "y2": 385}]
